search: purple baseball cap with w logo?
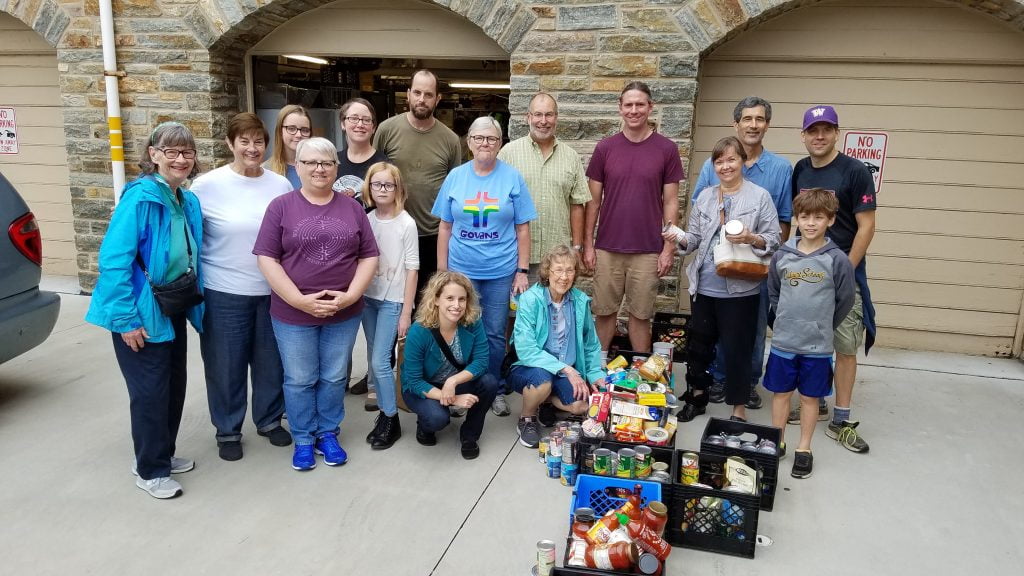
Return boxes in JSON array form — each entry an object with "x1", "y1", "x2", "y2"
[{"x1": 801, "y1": 105, "x2": 839, "y2": 131}]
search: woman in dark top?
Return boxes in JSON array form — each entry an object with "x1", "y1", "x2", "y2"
[{"x1": 333, "y1": 98, "x2": 389, "y2": 206}]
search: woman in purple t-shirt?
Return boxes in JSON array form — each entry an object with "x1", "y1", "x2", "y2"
[{"x1": 254, "y1": 137, "x2": 380, "y2": 471}]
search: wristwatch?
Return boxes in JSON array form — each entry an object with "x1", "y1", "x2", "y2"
[{"x1": 517, "y1": 268, "x2": 529, "y2": 274}]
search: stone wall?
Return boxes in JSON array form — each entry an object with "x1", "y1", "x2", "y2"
[{"x1": 3, "y1": 0, "x2": 1024, "y2": 292}]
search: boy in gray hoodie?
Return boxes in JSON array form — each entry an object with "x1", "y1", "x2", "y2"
[{"x1": 766, "y1": 188, "x2": 855, "y2": 478}]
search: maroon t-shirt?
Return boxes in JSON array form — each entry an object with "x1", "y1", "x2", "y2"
[
  {"x1": 586, "y1": 132, "x2": 684, "y2": 253},
  {"x1": 253, "y1": 190, "x2": 379, "y2": 325}
]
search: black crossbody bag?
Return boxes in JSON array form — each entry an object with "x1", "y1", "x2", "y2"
[
  {"x1": 430, "y1": 328, "x2": 467, "y2": 371},
  {"x1": 136, "y1": 219, "x2": 204, "y2": 316}
]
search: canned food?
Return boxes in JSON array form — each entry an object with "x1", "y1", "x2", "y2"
[
  {"x1": 592, "y1": 448, "x2": 612, "y2": 476},
  {"x1": 546, "y1": 454, "x2": 562, "y2": 478},
  {"x1": 550, "y1": 431, "x2": 564, "y2": 458},
  {"x1": 538, "y1": 436, "x2": 550, "y2": 463},
  {"x1": 634, "y1": 445, "x2": 653, "y2": 478},
  {"x1": 536, "y1": 540, "x2": 556, "y2": 576},
  {"x1": 562, "y1": 432, "x2": 578, "y2": 465},
  {"x1": 560, "y1": 462, "x2": 578, "y2": 486},
  {"x1": 724, "y1": 435, "x2": 742, "y2": 448},
  {"x1": 616, "y1": 448, "x2": 636, "y2": 478},
  {"x1": 680, "y1": 451, "x2": 699, "y2": 485}
]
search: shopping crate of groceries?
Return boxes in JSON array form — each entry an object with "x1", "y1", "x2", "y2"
[
  {"x1": 666, "y1": 451, "x2": 761, "y2": 558},
  {"x1": 700, "y1": 417, "x2": 782, "y2": 511},
  {"x1": 579, "y1": 440, "x2": 677, "y2": 486},
  {"x1": 651, "y1": 311, "x2": 690, "y2": 363}
]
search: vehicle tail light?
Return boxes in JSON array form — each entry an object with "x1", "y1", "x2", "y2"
[{"x1": 8, "y1": 212, "x2": 43, "y2": 266}]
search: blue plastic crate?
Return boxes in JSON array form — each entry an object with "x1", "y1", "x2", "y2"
[{"x1": 568, "y1": 474, "x2": 662, "y2": 524}]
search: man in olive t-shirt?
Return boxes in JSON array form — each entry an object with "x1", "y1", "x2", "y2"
[{"x1": 374, "y1": 69, "x2": 462, "y2": 300}]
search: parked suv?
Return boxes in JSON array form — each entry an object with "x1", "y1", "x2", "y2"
[{"x1": 0, "y1": 171, "x2": 60, "y2": 364}]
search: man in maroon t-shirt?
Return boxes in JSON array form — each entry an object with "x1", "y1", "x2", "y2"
[{"x1": 583, "y1": 82, "x2": 684, "y2": 352}]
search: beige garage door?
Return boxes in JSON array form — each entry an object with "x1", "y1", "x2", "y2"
[
  {"x1": 688, "y1": 0, "x2": 1024, "y2": 357},
  {"x1": 0, "y1": 13, "x2": 76, "y2": 277}
]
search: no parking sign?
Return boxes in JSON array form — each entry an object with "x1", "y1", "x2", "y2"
[
  {"x1": 843, "y1": 131, "x2": 887, "y2": 192},
  {"x1": 0, "y1": 107, "x2": 18, "y2": 154}
]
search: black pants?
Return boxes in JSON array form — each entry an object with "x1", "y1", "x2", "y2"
[
  {"x1": 416, "y1": 234, "x2": 439, "y2": 307},
  {"x1": 112, "y1": 314, "x2": 188, "y2": 480},
  {"x1": 685, "y1": 293, "x2": 760, "y2": 406}
]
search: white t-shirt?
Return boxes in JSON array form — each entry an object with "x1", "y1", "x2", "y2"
[
  {"x1": 191, "y1": 165, "x2": 292, "y2": 295},
  {"x1": 365, "y1": 209, "x2": 419, "y2": 303}
]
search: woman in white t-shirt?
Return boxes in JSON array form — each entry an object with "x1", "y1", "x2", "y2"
[
  {"x1": 190, "y1": 113, "x2": 293, "y2": 461},
  {"x1": 361, "y1": 162, "x2": 419, "y2": 449}
]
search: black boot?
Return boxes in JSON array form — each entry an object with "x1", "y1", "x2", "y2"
[
  {"x1": 371, "y1": 412, "x2": 402, "y2": 450},
  {"x1": 366, "y1": 412, "x2": 386, "y2": 444},
  {"x1": 678, "y1": 390, "x2": 709, "y2": 422}
]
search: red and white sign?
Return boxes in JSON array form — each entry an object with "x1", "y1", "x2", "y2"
[
  {"x1": 843, "y1": 131, "x2": 887, "y2": 192},
  {"x1": 0, "y1": 107, "x2": 18, "y2": 154}
]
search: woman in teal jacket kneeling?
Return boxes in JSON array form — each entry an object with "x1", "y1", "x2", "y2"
[
  {"x1": 508, "y1": 245, "x2": 606, "y2": 449},
  {"x1": 401, "y1": 271, "x2": 498, "y2": 460},
  {"x1": 86, "y1": 122, "x2": 205, "y2": 499}
]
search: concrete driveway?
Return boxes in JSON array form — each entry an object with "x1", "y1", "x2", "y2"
[{"x1": 1, "y1": 291, "x2": 1022, "y2": 575}]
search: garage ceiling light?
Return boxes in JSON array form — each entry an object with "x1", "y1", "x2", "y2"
[
  {"x1": 284, "y1": 54, "x2": 330, "y2": 65},
  {"x1": 449, "y1": 82, "x2": 510, "y2": 90}
]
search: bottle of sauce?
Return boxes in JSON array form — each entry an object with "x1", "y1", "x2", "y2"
[
  {"x1": 584, "y1": 541, "x2": 637, "y2": 571},
  {"x1": 618, "y1": 513, "x2": 672, "y2": 561},
  {"x1": 641, "y1": 501, "x2": 669, "y2": 538},
  {"x1": 584, "y1": 510, "x2": 622, "y2": 545},
  {"x1": 571, "y1": 508, "x2": 596, "y2": 541},
  {"x1": 615, "y1": 484, "x2": 644, "y2": 521}
]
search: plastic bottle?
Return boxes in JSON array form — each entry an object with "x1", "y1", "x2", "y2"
[
  {"x1": 584, "y1": 510, "x2": 622, "y2": 545},
  {"x1": 618, "y1": 513, "x2": 672, "y2": 561},
  {"x1": 615, "y1": 484, "x2": 644, "y2": 521},
  {"x1": 584, "y1": 541, "x2": 637, "y2": 571}
]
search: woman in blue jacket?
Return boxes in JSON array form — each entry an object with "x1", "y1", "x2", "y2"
[
  {"x1": 401, "y1": 271, "x2": 498, "y2": 460},
  {"x1": 86, "y1": 122, "x2": 205, "y2": 500},
  {"x1": 507, "y1": 245, "x2": 606, "y2": 449}
]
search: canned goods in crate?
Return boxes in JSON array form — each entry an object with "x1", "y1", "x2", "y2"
[
  {"x1": 536, "y1": 540, "x2": 556, "y2": 576},
  {"x1": 680, "y1": 451, "x2": 699, "y2": 485},
  {"x1": 593, "y1": 448, "x2": 612, "y2": 476},
  {"x1": 560, "y1": 462, "x2": 578, "y2": 486},
  {"x1": 616, "y1": 448, "x2": 636, "y2": 478},
  {"x1": 634, "y1": 445, "x2": 653, "y2": 478},
  {"x1": 538, "y1": 436, "x2": 550, "y2": 463},
  {"x1": 546, "y1": 454, "x2": 562, "y2": 478},
  {"x1": 549, "y1": 431, "x2": 564, "y2": 458}
]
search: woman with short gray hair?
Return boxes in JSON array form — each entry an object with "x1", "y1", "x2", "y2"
[{"x1": 431, "y1": 116, "x2": 538, "y2": 417}]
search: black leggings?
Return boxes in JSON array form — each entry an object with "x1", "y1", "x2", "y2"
[{"x1": 685, "y1": 293, "x2": 760, "y2": 406}]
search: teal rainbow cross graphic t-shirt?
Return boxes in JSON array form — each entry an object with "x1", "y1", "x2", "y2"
[{"x1": 432, "y1": 160, "x2": 537, "y2": 280}]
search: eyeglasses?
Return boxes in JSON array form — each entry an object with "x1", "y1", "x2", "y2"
[
  {"x1": 469, "y1": 135, "x2": 500, "y2": 145},
  {"x1": 299, "y1": 160, "x2": 337, "y2": 170},
  {"x1": 283, "y1": 125, "x2": 312, "y2": 136},
  {"x1": 529, "y1": 112, "x2": 557, "y2": 120},
  {"x1": 370, "y1": 182, "x2": 397, "y2": 192},
  {"x1": 344, "y1": 116, "x2": 373, "y2": 126},
  {"x1": 549, "y1": 268, "x2": 576, "y2": 278},
  {"x1": 157, "y1": 148, "x2": 197, "y2": 160}
]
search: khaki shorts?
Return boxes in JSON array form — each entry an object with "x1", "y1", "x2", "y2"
[
  {"x1": 592, "y1": 250, "x2": 658, "y2": 320},
  {"x1": 833, "y1": 287, "x2": 864, "y2": 356}
]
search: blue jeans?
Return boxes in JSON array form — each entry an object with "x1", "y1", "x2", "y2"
[
  {"x1": 200, "y1": 288, "x2": 284, "y2": 442},
  {"x1": 401, "y1": 374, "x2": 499, "y2": 442},
  {"x1": 470, "y1": 273, "x2": 515, "y2": 388},
  {"x1": 712, "y1": 283, "x2": 769, "y2": 387},
  {"x1": 111, "y1": 313, "x2": 188, "y2": 480},
  {"x1": 271, "y1": 315, "x2": 360, "y2": 445},
  {"x1": 361, "y1": 297, "x2": 401, "y2": 417}
]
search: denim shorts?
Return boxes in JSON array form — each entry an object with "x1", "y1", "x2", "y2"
[
  {"x1": 507, "y1": 365, "x2": 577, "y2": 406},
  {"x1": 763, "y1": 352, "x2": 833, "y2": 398}
]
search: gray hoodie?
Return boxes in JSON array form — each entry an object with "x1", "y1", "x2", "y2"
[{"x1": 768, "y1": 237, "x2": 855, "y2": 355}]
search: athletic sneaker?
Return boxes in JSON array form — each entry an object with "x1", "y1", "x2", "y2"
[
  {"x1": 791, "y1": 450, "x2": 813, "y2": 478},
  {"x1": 292, "y1": 444, "x2": 316, "y2": 471},
  {"x1": 826, "y1": 420, "x2": 870, "y2": 453},
  {"x1": 314, "y1": 433, "x2": 348, "y2": 466},
  {"x1": 746, "y1": 387, "x2": 763, "y2": 410},
  {"x1": 491, "y1": 393, "x2": 511, "y2": 417},
  {"x1": 136, "y1": 476, "x2": 183, "y2": 499},
  {"x1": 131, "y1": 456, "x2": 194, "y2": 476},
  {"x1": 787, "y1": 400, "x2": 829, "y2": 425},
  {"x1": 518, "y1": 417, "x2": 541, "y2": 449},
  {"x1": 708, "y1": 380, "x2": 726, "y2": 404},
  {"x1": 449, "y1": 405, "x2": 467, "y2": 418}
]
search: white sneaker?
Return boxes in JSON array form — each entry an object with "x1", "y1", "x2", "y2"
[
  {"x1": 135, "y1": 476, "x2": 183, "y2": 499},
  {"x1": 131, "y1": 456, "x2": 195, "y2": 476},
  {"x1": 491, "y1": 394, "x2": 511, "y2": 417}
]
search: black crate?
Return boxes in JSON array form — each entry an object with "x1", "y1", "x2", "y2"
[
  {"x1": 700, "y1": 417, "x2": 782, "y2": 511},
  {"x1": 665, "y1": 452, "x2": 761, "y2": 559},
  {"x1": 579, "y1": 440, "x2": 678, "y2": 480},
  {"x1": 652, "y1": 311, "x2": 691, "y2": 362}
]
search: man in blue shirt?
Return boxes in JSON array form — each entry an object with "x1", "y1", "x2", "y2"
[{"x1": 692, "y1": 96, "x2": 793, "y2": 410}]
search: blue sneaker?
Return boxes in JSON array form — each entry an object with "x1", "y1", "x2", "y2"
[
  {"x1": 315, "y1": 434, "x2": 348, "y2": 466},
  {"x1": 292, "y1": 444, "x2": 316, "y2": 471}
]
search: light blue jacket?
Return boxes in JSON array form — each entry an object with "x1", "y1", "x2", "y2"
[
  {"x1": 85, "y1": 175, "x2": 205, "y2": 341},
  {"x1": 511, "y1": 283, "x2": 606, "y2": 385}
]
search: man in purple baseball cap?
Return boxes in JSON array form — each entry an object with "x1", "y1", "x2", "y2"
[{"x1": 790, "y1": 104, "x2": 877, "y2": 455}]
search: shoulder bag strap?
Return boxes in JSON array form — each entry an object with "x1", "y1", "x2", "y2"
[
  {"x1": 135, "y1": 217, "x2": 193, "y2": 281},
  {"x1": 430, "y1": 328, "x2": 467, "y2": 370}
]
